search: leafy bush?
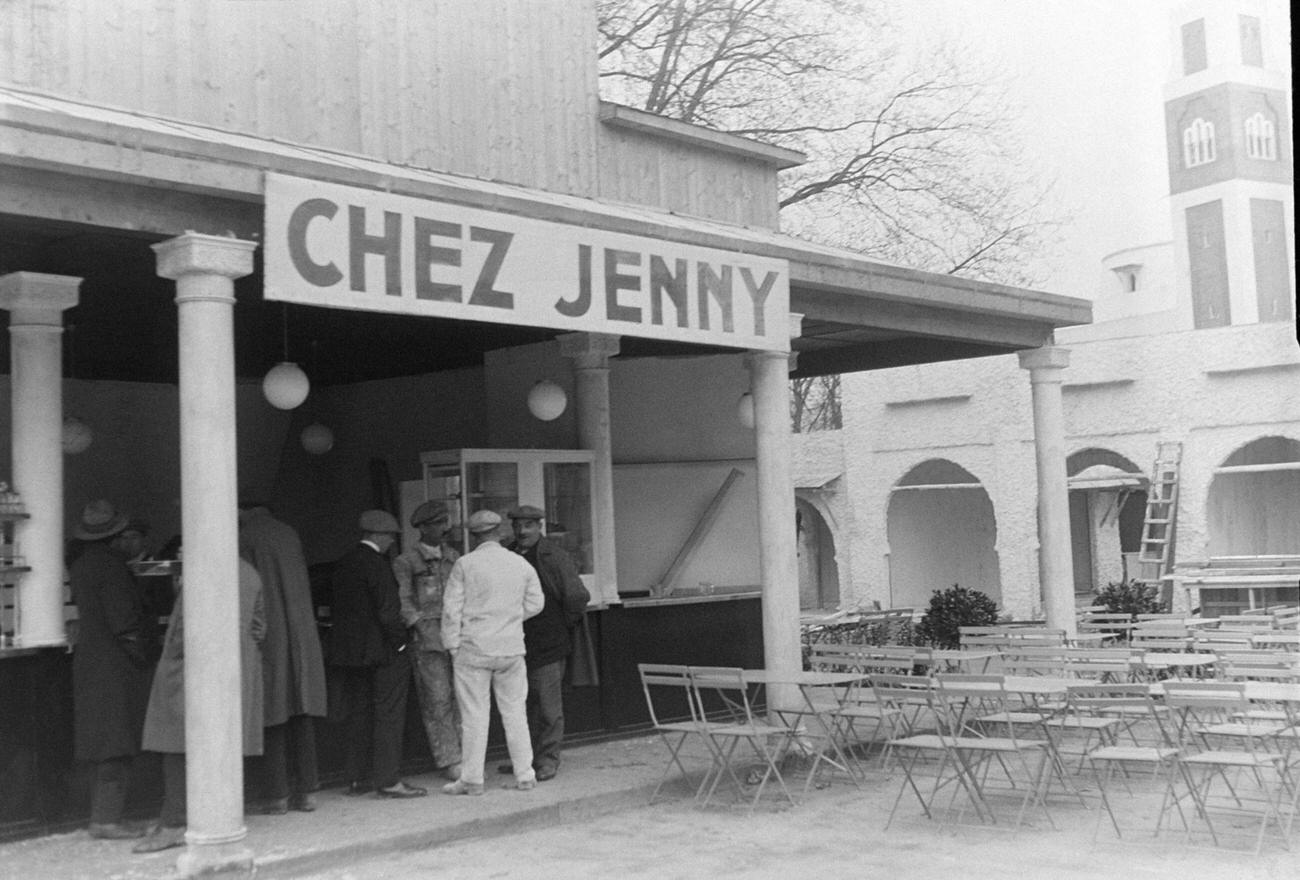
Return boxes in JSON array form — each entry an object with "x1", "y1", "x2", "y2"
[
  {"x1": 915, "y1": 584, "x2": 999, "y2": 649},
  {"x1": 1093, "y1": 579, "x2": 1166, "y2": 617}
]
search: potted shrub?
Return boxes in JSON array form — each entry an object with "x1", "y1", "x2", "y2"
[{"x1": 915, "y1": 584, "x2": 999, "y2": 649}]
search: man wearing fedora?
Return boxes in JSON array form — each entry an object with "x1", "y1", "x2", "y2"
[
  {"x1": 440, "y1": 510, "x2": 543, "y2": 795},
  {"x1": 502, "y1": 505, "x2": 590, "y2": 782},
  {"x1": 328, "y1": 509, "x2": 426, "y2": 799},
  {"x1": 68, "y1": 499, "x2": 151, "y2": 839},
  {"x1": 392, "y1": 501, "x2": 461, "y2": 781}
]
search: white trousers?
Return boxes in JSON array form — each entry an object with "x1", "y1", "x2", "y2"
[{"x1": 452, "y1": 650, "x2": 535, "y2": 785}]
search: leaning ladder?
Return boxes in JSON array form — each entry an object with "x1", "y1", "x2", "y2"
[{"x1": 1136, "y1": 441, "x2": 1184, "y2": 583}]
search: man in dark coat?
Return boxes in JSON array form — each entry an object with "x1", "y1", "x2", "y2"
[
  {"x1": 328, "y1": 510, "x2": 426, "y2": 799},
  {"x1": 68, "y1": 499, "x2": 150, "y2": 839},
  {"x1": 238, "y1": 501, "x2": 328, "y2": 813},
  {"x1": 502, "y1": 505, "x2": 590, "y2": 781}
]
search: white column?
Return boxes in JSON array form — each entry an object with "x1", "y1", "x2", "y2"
[
  {"x1": 1017, "y1": 346, "x2": 1077, "y2": 638},
  {"x1": 153, "y1": 233, "x2": 256, "y2": 878},
  {"x1": 746, "y1": 347, "x2": 801, "y2": 712},
  {"x1": 558, "y1": 332, "x2": 620, "y2": 606},
  {"x1": 0, "y1": 273, "x2": 80, "y2": 647}
]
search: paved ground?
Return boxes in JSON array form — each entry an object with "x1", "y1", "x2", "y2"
[{"x1": 1, "y1": 734, "x2": 1295, "y2": 880}]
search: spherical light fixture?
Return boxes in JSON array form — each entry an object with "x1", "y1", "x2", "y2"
[
  {"x1": 736, "y1": 392, "x2": 755, "y2": 429},
  {"x1": 527, "y1": 380, "x2": 567, "y2": 421},
  {"x1": 62, "y1": 416, "x2": 94, "y2": 455},
  {"x1": 262, "y1": 361, "x2": 310, "y2": 410},
  {"x1": 301, "y1": 422, "x2": 335, "y2": 455}
]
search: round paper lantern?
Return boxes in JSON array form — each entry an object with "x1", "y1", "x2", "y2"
[
  {"x1": 301, "y1": 422, "x2": 335, "y2": 455},
  {"x1": 262, "y1": 362, "x2": 310, "y2": 410},
  {"x1": 527, "y1": 380, "x2": 567, "y2": 421},
  {"x1": 736, "y1": 392, "x2": 755, "y2": 429},
  {"x1": 62, "y1": 416, "x2": 94, "y2": 455}
]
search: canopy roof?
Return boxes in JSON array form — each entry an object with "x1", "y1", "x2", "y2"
[{"x1": 0, "y1": 85, "x2": 1091, "y2": 384}]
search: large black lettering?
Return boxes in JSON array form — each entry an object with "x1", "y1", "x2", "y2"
[
  {"x1": 286, "y1": 198, "x2": 342, "y2": 287},
  {"x1": 649, "y1": 256, "x2": 689, "y2": 328},
  {"x1": 556, "y1": 245, "x2": 593, "y2": 317},
  {"x1": 604, "y1": 249, "x2": 643, "y2": 323},
  {"x1": 467, "y1": 227, "x2": 514, "y2": 310},
  {"x1": 348, "y1": 206, "x2": 402, "y2": 296},
  {"x1": 697, "y1": 262, "x2": 733, "y2": 333},
  {"x1": 413, "y1": 217, "x2": 462, "y2": 302},
  {"x1": 740, "y1": 267, "x2": 778, "y2": 337}
]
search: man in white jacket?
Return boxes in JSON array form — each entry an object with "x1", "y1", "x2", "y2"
[{"x1": 440, "y1": 510, "x2": 544, "y2": 795}]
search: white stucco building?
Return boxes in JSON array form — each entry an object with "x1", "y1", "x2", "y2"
[{"x1": 794, "y1": 0, "x2": 1297, "y2": 619}]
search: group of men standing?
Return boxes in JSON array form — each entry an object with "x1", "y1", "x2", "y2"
[
  {"x1": 69, "y1": 494, "x2": 589, "y2": 848},
  {"x1": 334, "y1": 502, "x2": 590, "y2": 798}
]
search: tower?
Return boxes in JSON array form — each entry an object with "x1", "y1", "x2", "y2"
[{"x1": 1164, "y1": 0, "x2": 1293, "y2": 330}]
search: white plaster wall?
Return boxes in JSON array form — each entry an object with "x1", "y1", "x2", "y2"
[{"x1": 798, "y1": 319, "x2": 1300, "y2": 620}]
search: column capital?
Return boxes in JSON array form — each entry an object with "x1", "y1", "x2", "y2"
[
  {"x1": 0, "y1": 272, "x2": 81, "y2": 322},
  {"x1": 153, "y1": 233, "x2": 256, "y2": 281},
  {"x1": 557, "y1": 332, "x2": 621, "y2": 368},
  {"x1": 744, "y1": 349, "x2": 799, "y2": 373},
  {"x1": 1017, "y1": 345, "x2": 1070, "y2": 373}
]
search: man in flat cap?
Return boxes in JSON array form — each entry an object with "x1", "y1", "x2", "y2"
[
  {"x1": 392, "y1": 501, "x2": 461, "y2": 781},
  {"x1": 328, "y1": 510, "x2": 426, "y2": 799},
  {"x1": 440, "y1": 510, "x2": 543, "y2": 795},
  {"x1": 502, "y1": 504, "x2": 590, "y2": 782}
]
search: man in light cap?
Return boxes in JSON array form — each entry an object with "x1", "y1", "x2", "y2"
[
  {"x1": 392, "y1": 501, "x2": 461, "y2": 780},
  {"x1": 440, "y1": 510, "x2": 543, "y2": 795},
  {"x1": 502, "y1": 504, "x2": 589, "y2": 782},
  {"x1": 328, "y1": 510, "x2": 426, "y2": 799}
]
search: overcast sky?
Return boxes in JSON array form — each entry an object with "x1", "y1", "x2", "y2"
[{"x1": 896, "y1": 0, "x2": 1188, "y2": 300}]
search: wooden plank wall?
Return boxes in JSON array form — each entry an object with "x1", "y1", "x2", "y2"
[{"x1": 0, "y1": 0, "x2": 602, "y2": 197}]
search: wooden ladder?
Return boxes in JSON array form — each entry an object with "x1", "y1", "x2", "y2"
[{"x1": 1136, "y1": 441, "x2": 1183, "y2": 583}]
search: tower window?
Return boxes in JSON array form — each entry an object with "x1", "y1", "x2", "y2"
[
  {"x1": 1240, "y1": 15, "x2": 1263, "y2": 66},
  {"x1": 1245, "y1": 112, "x2": 1277, "y2": 160},
  {"x1": 1182, "y1": 117, "x2": 1217, "y2": 167},
  {"x1": 1182, "y1": 19, "x2": 1208, "y2": 74}
]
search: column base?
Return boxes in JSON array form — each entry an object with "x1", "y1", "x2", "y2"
[{"x1": 176, "y1": 840, "x2": 255, "y2": 878}]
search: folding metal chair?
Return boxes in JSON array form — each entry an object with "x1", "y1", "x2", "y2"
[
  {"x1": 1060, "y1": 684, "x2": 1186, "y2": 842},
  {"x1": 1161, "y1": 680, "x2": 1292, "y2": 853},
  {"x1": 636, "y1": 663, "x2": 722, "y2": 804},
  {"x1": 687, "y1": 666, "x2": 799, "y2": 810}
]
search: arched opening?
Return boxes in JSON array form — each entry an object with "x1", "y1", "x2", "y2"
[
  {"x1": 1207, "y1": 436, "x2": 1300, "y2": 557},
  {"x1": 1066, "y1": 449, "x2": 1148, "y2": 595},
  {"x1": 886, "y1": 460, "x2": 999, "y2": 609},
  {"x1": 795, "y1": 497, "x2": 840, "y2": 611}
]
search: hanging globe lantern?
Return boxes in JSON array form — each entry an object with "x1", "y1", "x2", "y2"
[
  {"x1": 526, "y1": 380, "x2": 567, "y2": 421},
  {"x1": 300, "y1": 422, "x2": 335, "y2": 455},
  {"x1": 62, "y1": 416, "x2": 94, "y2": 455},
  {"x1": 262, "y1": 362, "x2": 310, "y2": 410}
]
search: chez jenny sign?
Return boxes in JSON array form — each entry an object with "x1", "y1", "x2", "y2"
[{"x1": 264, "y1": 174, "x2": 790, "y2": 352}]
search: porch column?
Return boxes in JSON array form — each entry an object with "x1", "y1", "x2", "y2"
[
  {"x1": 1017, "y1": 345, "x2": 1077, "y2": 638},
  {"x1": 558, "y1": 332, "x2": 620, "y2": 606},
  {"x1": 0, "y1": 272, "x2": 80, "y2": 647},
  {"x1": 746, "y1": 346, "x2": 800, "y2": 712},
  {"x1": 153, "y1": 233, "x2": 256, "y2": 878}
]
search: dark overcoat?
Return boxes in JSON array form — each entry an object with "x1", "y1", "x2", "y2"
[
  {"x1": 238, "y1": 506, "x2": 327, "y2": 725},
  {"x1": 141, "y1": 559, "x2": 266, "y2": 755},
  {"x1": 70, "y1": 541, "x2": 149, "y2": 762},
  {"x1": 328, "y1": 543, "x2": 407, "y2": 667}
]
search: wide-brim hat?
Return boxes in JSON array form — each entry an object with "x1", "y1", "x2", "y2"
[
  {"x1": 466, "y1": 509, "x2": 503, "y2": 534},
  {"x1": 359, "y1": 509, "x2": 401, "y2": 534},
  {"x1": 507, "y1": 504, "x2": 545, "y2": 522},
  {"x1": 73, "y1": 499, "x2": 129, "y2": 541}
]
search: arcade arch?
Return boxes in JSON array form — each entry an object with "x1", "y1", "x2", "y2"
[{"x1": 886, "y1": 459, "x2": 999, "y2": 609}]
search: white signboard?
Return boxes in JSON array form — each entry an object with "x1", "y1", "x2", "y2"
[{"x1": 263, "y1": 174, "x2": 789, "y2": 352}]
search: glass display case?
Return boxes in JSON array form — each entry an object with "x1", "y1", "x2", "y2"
[{"x1": 420, "y1": 449, "x2": 600, "y2": 590}]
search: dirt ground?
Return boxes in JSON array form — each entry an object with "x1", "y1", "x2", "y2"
[{"x1": 289, "y1": 766, "x2": 1299, "y2": 880}]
